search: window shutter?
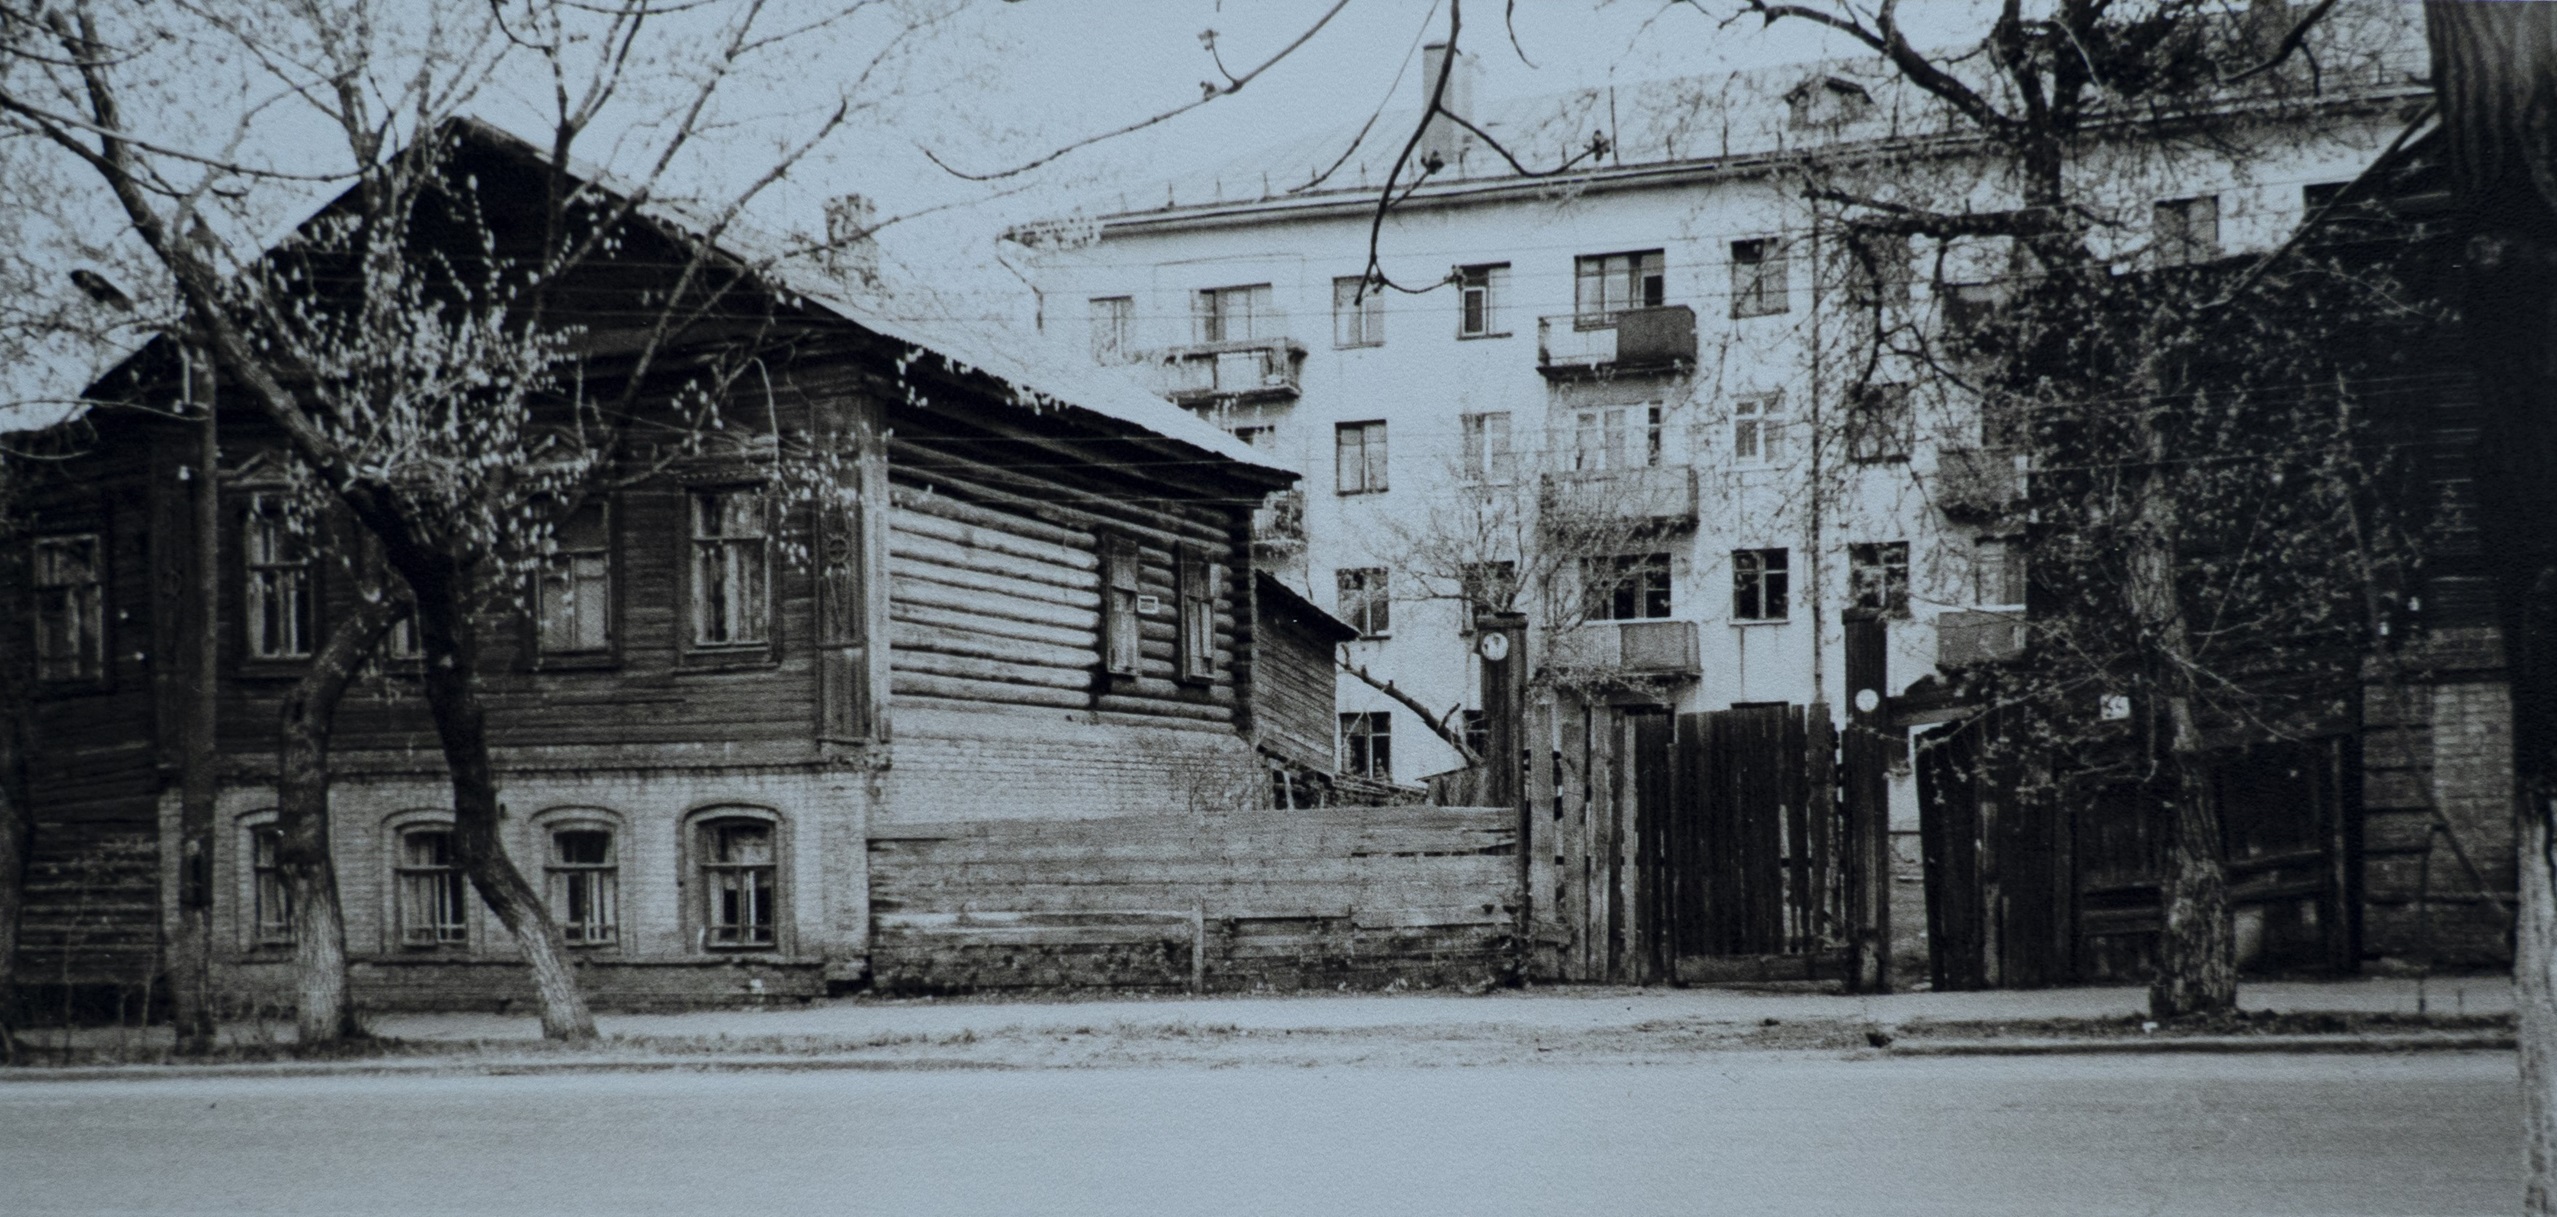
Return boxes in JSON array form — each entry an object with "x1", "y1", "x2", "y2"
[
  {"x1": 1176, "y1": 544, "x2": 1216, "y2": 682},
  {"x1": 816, "y1": 497, "x2": 870, "y2": 741},
  {"x1": 1102, "y1": 533, "x2": 1141, "y2": 676}
]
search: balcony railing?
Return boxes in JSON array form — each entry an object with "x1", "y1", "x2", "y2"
[
  {"x1": 1935, "y1": 446, "x2": 2027, "y2": 521},
  {"x1": 1550, "y1": 619, "x2": 1702, "y2": 677},
  {"x1": 1540, "y1": 462, "x2": 1698, "y2": 528},
  {"x1": 1537, "y1": 305, "x2": 1698, "y2": 378},
  {"x1": 1250, "y1": 488, "x2": 1306, "y2": 575},
  {"x1": 1937, "y1": 608, "x2": 2028, "y2": 668},
  {"x1": 1140, "y1": 336, "x2": 1306, "y2": 406}
]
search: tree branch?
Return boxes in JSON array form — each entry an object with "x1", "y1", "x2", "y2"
[
  {"x1": 1339, "y1": 654, "x2": 1482, "y2": 767},
  {"x1": 918, "y1": 0, "x2": 1353, "y2": 181}
]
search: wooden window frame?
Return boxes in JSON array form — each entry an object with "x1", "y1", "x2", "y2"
[
  {"x1": 1731, "y1": 547, "x2": 1791, "y2": 622},
  {"x1": 1729, "y1": 237, "x2": 1791, "y2": 319},
  {"x1": 1336, "y1": 566, "x2": 1391, "y2": 639},
  {"x1": 1583, "y1": 552, "x2": 1674, "y2": 622},
  {"x1": 680, "y1": 484, "x2": 777, "y2": 667},
  {"x1": 1334, "y1": 420, "x2": 1388, "y2": 495},
  {"x1": 1732, "y1": 393, "x2": 1785, "y2": 468},
  {"x1": 1568, "y1": 404, "x2": 1664, "y2": 474},
  {"x1": 1175, "y1": 543, "x2": 1219, "y2": 684},
  {"x1": 1573, "y1": 249, "x2": 1666, "y2": 329},
  {"x1": 685, "y1": 807, "x2": 787, "y2": 954},
  {"x1": 1099, "y1": 531, "x2": 1143, "y2": 679},
  {"x1": 1849, "y1": 541, "x2": 1912, "y2": 619},
  {"x1": 390, "y1": 821, "x2": 471, "y2": 951},
  {"x1": 1460, "y1": 412, "x2": 1515, "y2": 484},
  {"x1": 1455, "y1": 263, "x2": 1508, "y2": 338},
  {"x1": 1340, "y1": 710, "x2": 1392, "y2": 780},
  {"x1": 245, "y1": 817, "x2": 294, "y2": 949},
  {"x1": 532, "y1": 497, "x2": 619, "y2": 668},
  {"x1": 1195, "y1": 283, "x2": 1273, "y2": 345},
  {"x1": 1089, "y1": 295, "x2": 1135, "y2": 363},
  {"x1": 538, "y1": 812, "x2": 621, "y2": 948},
  {"x1": 242, "y1": 491, "x2": 317, "y2": 665},
  {"x1": 1332, "y1": 276, "x2": 1384, "y2": 349},
  {"x1": 31, "y1": 532, "x2": 105, "y2": 684}
]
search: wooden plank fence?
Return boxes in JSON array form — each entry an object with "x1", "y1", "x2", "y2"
[
  {"x1": 866, "y1": 806, "x2": 1519, "y2": 992},
  {"x1": 1529, "y1": 700, "x2": 1849, "y2": 984}
]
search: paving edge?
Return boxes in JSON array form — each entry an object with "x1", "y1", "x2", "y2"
[
  {"x1": 1890, "y1": 1033, "x2": 2516, "y2": 1057},
  {"x1": 0, "y1": 1054, "x2": 1023, "y2": 1084}
]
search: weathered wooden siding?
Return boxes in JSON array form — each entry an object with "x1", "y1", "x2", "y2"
[
  {"x1": 868, "y1": 806, "x2": 1518, "y2": 992},
  {"x1": 883, "y1": 393, "x2": 1252, "y2": 733},
  {"x1": 12, "y1": 423, "x2": 170, "y2": 998},
  {"x1": 1250, "y1": 577, "x2": 1350, "y2": 774}
]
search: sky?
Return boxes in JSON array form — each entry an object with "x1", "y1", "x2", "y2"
[{"x1": 0, "y1": 0, "x2": 2155, "y2": 421}]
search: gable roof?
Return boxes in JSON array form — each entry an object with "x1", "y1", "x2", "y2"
[
  {"x1": 1255, "y1": 570, "x2": 1359, "y2": 645},
  {"x1": 33, "y1": 117, "x2": 1292, "y2": 486}
]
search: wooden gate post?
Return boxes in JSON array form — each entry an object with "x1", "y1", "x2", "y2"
[
  {"x1": 1476, "y1": 611, "x2": 1530, "y2": 971},
  {"x1": 1844, "y1": 613, "x2": 1893, "y2": 994}
]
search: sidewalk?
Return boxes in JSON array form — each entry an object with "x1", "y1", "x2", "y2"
[
  {"x1": 365, "y1": 974, "x2": 2515, "y2": 1044},
  {"x1": 7, "y1": 975, "x2": 2513, "y2": 1076}
]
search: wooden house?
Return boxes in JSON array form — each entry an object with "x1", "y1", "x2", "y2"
[{"x1": 2, "y1": 120, "x2": 1316, "y2": 1013}]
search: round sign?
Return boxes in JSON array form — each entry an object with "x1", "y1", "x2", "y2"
[
  {"x1": 1477, "y1": 632, "x2": 1511, "y2": 662},
  {"x1": 1853, "y1": 688, "x2": 1881, "y2": 714}
]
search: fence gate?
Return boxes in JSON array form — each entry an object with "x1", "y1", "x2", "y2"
[{"x1": 1532, "y1": 700, "x2": 1843, "y2": 984}]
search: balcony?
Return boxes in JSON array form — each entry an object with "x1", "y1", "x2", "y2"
[
  {"x1": 1537, "y1": 305, "x2": 1697, "y2": 379},
  {"x1": 1540, "y1": 462, "x2": 1698, "y2": 529},
  {"x1": 1935, "y1": 446, "x2": 2028, "y2": 521},
  {"x1": 1250, "y1": 488, "x2": 1306, "y2": 576},
  {"x1": 1550, "y1": 619, "x2": 1702, "y2": 677},
  {"x1": 1140, "y1": 336, "x2": 1306, "y2": 406},
  {"x1": 1937, "y1": 609, "x2": 2028, "y2": 668}
]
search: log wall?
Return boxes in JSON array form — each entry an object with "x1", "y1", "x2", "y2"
[{"x1": 867, "y1": 806, "x2": 1519, "y2": 992}]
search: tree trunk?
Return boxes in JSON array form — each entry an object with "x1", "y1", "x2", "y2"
[
  {"x1": 405, "y1": 561, "x2": 595, "y2": 1042},
  {"x1": 274, "y1": 597, "x2": 396, "y2": 1048},
  {"x1": 2524, "y1": 785, "x2": 2557, "y2": 1214},
  {"x1": 2151, "y1": 695, "x2": 2235, "y2": 1018},
  {"x1": 2423, "y1": 3, "x2": 2557, "y2": 1208},
  {"x1": 2128, "y1": 442, "x2": 2237, "y2": 1019}
]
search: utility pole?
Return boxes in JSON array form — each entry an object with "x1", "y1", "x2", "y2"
[
  {"x1": 1477, "y1": 610, "x2": 1530, "y2": 969},
  {"x1": 1843, "y1": 611, "x2": 1891, "y2": 993},
  {"x1": 168, "y1": 336, "x2": 219, "y2": 1053}
]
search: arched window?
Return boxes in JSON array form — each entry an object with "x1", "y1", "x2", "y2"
[
  {"x1": 236, "y1": 811, "x2": 292, "y2": 949},
  {"x1": 534, "y1": 810, "x2": 621, "y2": 946},
  {"x1": 687, "y1": 808, "x2": 782, "y2": 950},
  {"x1": 392, "y1": 822, "x2": 469, "y2": 948}
]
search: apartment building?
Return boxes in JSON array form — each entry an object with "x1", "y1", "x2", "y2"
[{"x1": 1018, "y1": 42, "x2": 2426, "y2": 833}]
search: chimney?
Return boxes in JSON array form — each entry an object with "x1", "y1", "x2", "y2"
[
  {"x1": 1416, "y1": 42, "x2": 1476, "y2": 173},
  {"x1": 823, "y1": 194, "x2": 879, "y2": 286}
]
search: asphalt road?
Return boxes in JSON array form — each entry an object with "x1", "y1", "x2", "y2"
[{"x1": 0, "y1": 1051, "x2": 2517, "y2": 1216}]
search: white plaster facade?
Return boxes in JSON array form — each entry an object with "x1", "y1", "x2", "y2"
[{"x1": 1020, "y1": 46, "x2": 2427, "y2": 838}]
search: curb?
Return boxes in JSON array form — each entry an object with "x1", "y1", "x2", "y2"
[
  {"x1": 4, "y1": 1031, "x2": 2514, "y2": 1082},
  {"x1": 0, "y1": 1054, "x2": 1022, "y2": 1085},
  {"x1": 1890, "y1": 1033, "x2": 2516, "y2": 1057}
]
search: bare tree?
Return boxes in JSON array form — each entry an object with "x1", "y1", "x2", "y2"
[
  {"x1": 0, "y1": 0, "x2": 946, "y2": 1043},
  {"x1": 1720, "y1": 0, "x2": 2426, "y2": 1018},
  {"x1": 1375, "y1": 427, "x2": 1703, "y2": 727}
]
